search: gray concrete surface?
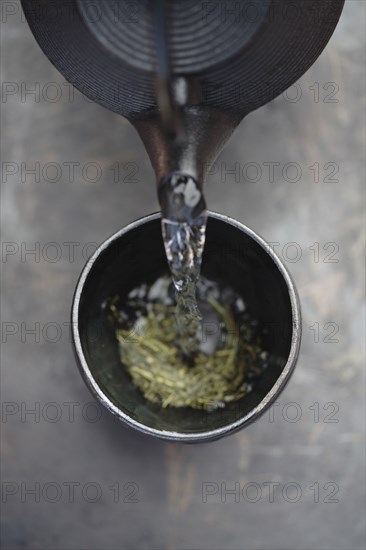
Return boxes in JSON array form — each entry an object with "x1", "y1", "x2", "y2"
[{"x1": 1, "y1": 1, "x2": 365, "y2": 549}]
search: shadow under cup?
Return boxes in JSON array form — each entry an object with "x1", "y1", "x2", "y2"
[{"x1": 72, "y1": 212, "x2": 301, "y2": 442}]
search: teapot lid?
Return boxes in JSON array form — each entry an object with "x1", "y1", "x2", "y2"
[{"x1": 21, "y1": 0, "x2": 344, "y2": 119}]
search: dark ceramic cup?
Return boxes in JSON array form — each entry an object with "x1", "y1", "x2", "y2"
[{"x1": 72, "y1": 212, "x2": 301, "y2": 442}]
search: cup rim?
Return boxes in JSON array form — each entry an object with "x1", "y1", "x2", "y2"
[{"x1": 72, "y1": 211, "x2": 301, "y2": 442}]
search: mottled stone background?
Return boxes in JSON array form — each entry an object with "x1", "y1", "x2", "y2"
[{"x1": 1, "y1": 1, "x2": 365, "y2": 549}]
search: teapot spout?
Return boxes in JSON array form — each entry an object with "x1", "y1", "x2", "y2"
[{"x1": 132, "y1": 106, "x2": 241, "y2": 188}]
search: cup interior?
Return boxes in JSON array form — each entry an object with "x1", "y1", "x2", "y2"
[{"x1": 73, "y1": 213, "x2": 299, "y2": 440}]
